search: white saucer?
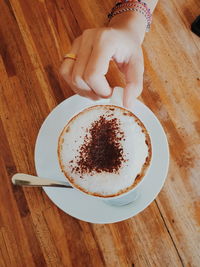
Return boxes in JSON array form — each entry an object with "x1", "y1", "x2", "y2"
[{"x1": 34, "y1": 95, "x2": 169, "y2": 224}]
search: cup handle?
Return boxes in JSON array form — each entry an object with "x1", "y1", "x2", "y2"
[
  {"x1": 110, "y1": 87, "x2": 124, "y2": 106},
  {"x1": 103, "y1": 190, "x2": 141, "y2": 206}
]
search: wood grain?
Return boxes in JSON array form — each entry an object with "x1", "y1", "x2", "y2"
[{"x1": 0, "y1": 0, "x2": 199, "y2": 266}]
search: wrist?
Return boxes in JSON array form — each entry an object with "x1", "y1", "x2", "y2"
[{"x1": 108, "y1": 11, "x2": 146, "y2": 44}]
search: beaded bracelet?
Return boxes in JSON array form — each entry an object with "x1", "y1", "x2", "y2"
[
  {"x1": 108, "y1": 0, "x2": 152, "y2": 32},
  {"x1": 111, "y1": 3, "x2": 147, "y2": 14}
]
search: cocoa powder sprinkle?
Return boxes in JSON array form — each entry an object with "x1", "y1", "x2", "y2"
[{"x1": 72, "y1": 115, "x2": 125, "y2": 174}]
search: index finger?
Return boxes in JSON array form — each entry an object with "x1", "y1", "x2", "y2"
[{"x1": 83, "y1": 35, "x2": 114, "y2": 97}]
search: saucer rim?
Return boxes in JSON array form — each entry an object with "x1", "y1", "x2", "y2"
[{"x1": 34, "y1": 94, "x2": 169, "y2": 224}]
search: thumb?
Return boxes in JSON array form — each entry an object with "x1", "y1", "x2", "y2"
[{"x1": 123, "y1": 48, "x2": 144, "y2": 108}]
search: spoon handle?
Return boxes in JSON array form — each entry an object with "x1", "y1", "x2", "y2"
[{"x1": 12, "y1": 173, "x2": 73, "y2": 188}]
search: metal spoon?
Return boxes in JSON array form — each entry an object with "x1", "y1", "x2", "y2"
[{"x1": 12, "y1": 173, "x2": 73, "y2": 188}]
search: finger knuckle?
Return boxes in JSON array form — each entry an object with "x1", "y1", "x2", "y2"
[
  {"x1": 72, "y1": 36, "x2": 81, "y2": 46},
  {"x1": 82, "y1": 28, "x2": 93, "y2": 37},
  {"x1": 59, "y1": 66, "x2": 70, "y2": 79},
  {"x1": 71, "y1": 75, "x2": 82, "y2": 87},
  {"x1": 98, "y1": 31, "x2": 108, "y2": 42},
  {"x1": 83, "y1": 71, "x2": 96, "y2": 84},
  {"x1": 99, "y1": 28, "x2": 113, "y2": 42},
  {"x1": 100, "y1": 27, "x2": 110, "y2": 36}
]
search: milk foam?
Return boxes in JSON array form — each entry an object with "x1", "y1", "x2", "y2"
[{"x1": 59, "y1": 105, "x2": 149, "y2": 196}]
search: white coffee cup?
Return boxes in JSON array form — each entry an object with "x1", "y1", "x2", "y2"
[{"x1": 58, "y1": 87, "x2": 152, "y2": 206}]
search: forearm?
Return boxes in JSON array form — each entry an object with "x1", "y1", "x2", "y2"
[{"x1": 108, "y1": 0, "x2": 159, "y2": 43}]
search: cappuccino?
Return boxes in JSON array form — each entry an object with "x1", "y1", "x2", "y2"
[{"x1": 58, "y1": 105, "x2": 151, "y2": 197}]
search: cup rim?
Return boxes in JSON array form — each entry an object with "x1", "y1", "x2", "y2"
[{"x1": 57, "y1": 104, "x2": 152, "y2": 200}]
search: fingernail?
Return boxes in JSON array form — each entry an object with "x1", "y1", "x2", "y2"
[{"x1": 99, "y1": 89, "x2": 112, "y2": 98}]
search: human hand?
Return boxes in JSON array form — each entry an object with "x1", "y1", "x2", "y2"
[{"x1": 60, "y1": 12, "x2": 146, "y2": 108}]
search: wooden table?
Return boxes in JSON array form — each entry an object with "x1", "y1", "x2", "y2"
[{"x1": 0, "y1": 0, "x2": 199, "y2": 266}]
